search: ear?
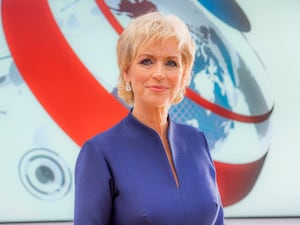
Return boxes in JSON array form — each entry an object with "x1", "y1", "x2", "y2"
[
  {"x1": 122, "y1": 66, "x2": 131, "y2": 82},
  {"x1": 180, "y1": 68, "x2": 188, "y2": 89}
]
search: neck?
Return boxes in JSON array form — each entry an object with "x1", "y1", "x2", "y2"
[{"x1": 132, "y1": 106, "x2": 169, "y2": 136}]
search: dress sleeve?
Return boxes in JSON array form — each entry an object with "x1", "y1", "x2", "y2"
[
  {"x1": 214, "y1": 207, "x2": 225, "y2": 225},
  {"x1": 201, "y1": 133, "x2": 225, "y2": 225},
  {"x1": 74, "y1": 140, "x2": 113, "y2": 225}
]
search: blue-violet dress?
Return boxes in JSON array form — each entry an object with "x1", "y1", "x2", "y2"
[{"x1": 74, "y1": 112, "x2": 224, "y2": 225}]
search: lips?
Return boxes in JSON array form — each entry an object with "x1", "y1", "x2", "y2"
[{"x1": 147, "y1": 85, "x2": 169, "y2": 92}]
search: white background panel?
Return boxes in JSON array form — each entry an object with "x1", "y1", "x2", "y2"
[{"x1": 0, "y1": 0, "x2": 300, "y2": 223}]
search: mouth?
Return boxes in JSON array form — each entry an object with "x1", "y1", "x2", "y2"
[{"x1": 147, "y1": 85, "x2": 169, "y2": 92}]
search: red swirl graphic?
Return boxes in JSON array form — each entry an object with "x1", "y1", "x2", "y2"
[
  {"x1": 2, "y1": 0, "x2": 271, "y2": 206},
  {"x1": 2, "y1": 0, "x2": 128, "y2": 146}
]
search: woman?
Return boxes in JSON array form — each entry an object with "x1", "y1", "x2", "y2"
[{"x1": 74, "y1": 11, "x2": 224, "y2": 225}]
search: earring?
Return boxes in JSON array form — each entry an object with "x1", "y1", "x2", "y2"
[
  {"x1": 178, "y1": 88, "x2": 184, "y2": 98},
  {"x1": 125, "y1": 82, "x2": 132, "y2": 92}
]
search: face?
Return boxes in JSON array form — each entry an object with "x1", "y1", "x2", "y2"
[{"x1": 123, "y1": 39, "x2": 186, "y2": 110}]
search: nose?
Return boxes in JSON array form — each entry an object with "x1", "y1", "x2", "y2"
[{"x1": 151, "y1": 63, "x2": 166, "y2": 80}]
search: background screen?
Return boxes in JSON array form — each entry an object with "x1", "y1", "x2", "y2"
[{"x1": 0, "y1": 0, "x2": 299, "y2": 222}]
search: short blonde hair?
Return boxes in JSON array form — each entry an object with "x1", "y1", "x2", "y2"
[{"x1": 116, "y1": 11, "x2": 195, "y2": 106}]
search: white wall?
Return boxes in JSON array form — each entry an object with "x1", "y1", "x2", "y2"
[{"x1": 224, "y1": 0, "x2": 300, "y2": 217}]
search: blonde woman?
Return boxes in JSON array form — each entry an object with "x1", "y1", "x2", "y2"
[{"x1": 74, "y1": 11, "x2": 224, "y2": 225}]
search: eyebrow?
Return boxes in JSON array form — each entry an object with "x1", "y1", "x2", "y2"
[{"x1": 137, "y1": 53, "x2": 180, "y2": 59}]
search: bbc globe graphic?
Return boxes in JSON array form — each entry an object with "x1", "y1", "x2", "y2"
[
  {"x1": 96, "y1": 0, "x2": 273, "y2": 206},
  {"x1": 1, "y1": 0, "x2": 274, "y2": 218}
]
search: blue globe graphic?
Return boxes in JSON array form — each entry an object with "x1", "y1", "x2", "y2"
[
  {"x1": 102, "y1": 0, "x2": 274, "y2": 206},
  {"x1": 102, "y1": 0, "x2": 273, "y2": 160},
  {"x1": 170, "y1": 24, "x2": 237, "y2": 152}
]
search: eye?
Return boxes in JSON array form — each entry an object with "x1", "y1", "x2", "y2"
[
  {"x1": 166, "y1": 60, "x2": 177, "y2": 67},
  {"x1": 140, "y1": 58, "x2": 153, "y2": 65}
]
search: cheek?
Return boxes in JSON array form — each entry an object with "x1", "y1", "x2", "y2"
[
  {"x1": 131, "y1": 75, "x2": 144, "y2": 86},
  {"x1": 129, "y1": 75, "x2": 146, "y2": 92},
  {"x1": 171, "y1": 73, "x2": 185, "y2": 89},
  {"x1": 132, "y1": 71, "x2": 153, "y2": 89}
]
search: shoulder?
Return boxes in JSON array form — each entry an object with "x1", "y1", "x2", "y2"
[
  {"x1": 78, "y1": 113, "x2": 138, "y2": 159},
  {"x1": 171, "y1": 120, "x2": 207, "y2": 142},
  {"x1": 170, "y1": 120, "x2": 213, "y2": 160},
  {"x1": 88, "y1": 122, "x2": 123, "y2": 146},
  {"x1": 77, "y1": 117, "x2": 123, "y2": 157}
]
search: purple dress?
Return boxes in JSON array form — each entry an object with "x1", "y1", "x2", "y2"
[{"x1": 74, "y1": 112, "x2": 224, "y2": 225}]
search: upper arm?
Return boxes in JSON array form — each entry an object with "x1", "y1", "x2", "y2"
[
  {"x1": 197, "y1": 131, "x2": 225, "y2": 225},
  {"x1": 214, "y1": 206, "x2": 225, "y2": 225},
  {"x1": 74, "y1": 140, "x2": 113, "y2": 225}
]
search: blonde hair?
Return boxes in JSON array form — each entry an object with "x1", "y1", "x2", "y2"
[{"x1": 116, "y1": 11, "x2": 195, "y2": 106}]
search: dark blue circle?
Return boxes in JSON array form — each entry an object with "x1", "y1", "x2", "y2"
[{"x1": 198, "y1": 0, "x2": 251, "y2": 32}]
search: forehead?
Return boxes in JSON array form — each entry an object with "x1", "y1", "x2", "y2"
[{"x1": 137, "y1": 39, "x2": 181, "y2": 57}]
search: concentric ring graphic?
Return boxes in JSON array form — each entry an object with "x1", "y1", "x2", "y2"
[{"x1": 18, "y1": 148, "x2": 72, "y2": 200}]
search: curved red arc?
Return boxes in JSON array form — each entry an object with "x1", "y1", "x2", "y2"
[
  {"x1": 2, "y1": 0, "x2": 128, "y2": 146},
  {"x1": 186, "y1": 89, "x2": 274, "y2": 123},
  {"x1": 96, "y1": 0, "x2": 123, "y2": 35},
  {"x1": 96, "y1": 0, "x2": 274, "y2": 124},
  {"x1": 214, "y1": 153, "x2": 267, "y2": 206}
]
